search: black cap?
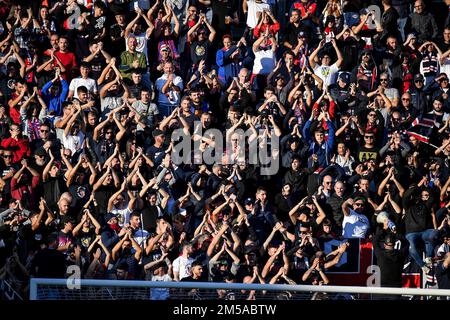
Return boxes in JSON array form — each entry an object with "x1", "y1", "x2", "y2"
[
  {"x1": 244, "y1": 198, "x2": 254, "y2": 205},
  {"x1": 414, "y1": 74, "x2": 424, "y2": 82},
  {"x1": 152, "y1": 129, "x2": 165, "y2": 137},
  {"x1": 104, "y1": 213, "x2": 118, "y2": 222},
  {"x1": 338, "y1": 72, "x2": 351, "y2": 84}
]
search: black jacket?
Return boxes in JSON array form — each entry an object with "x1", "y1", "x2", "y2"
[
  {"x1": 373, "y1": 229, "x2": 408, "y2": 287},
  {"x1": 402, "y1": 186, "x2": 434, "y2": 233}
]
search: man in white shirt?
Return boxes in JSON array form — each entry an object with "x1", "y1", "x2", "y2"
[
  {"x1": 309, "y1": 39, "x2": 343, "y2": 89},
  {"x1": 155, "y1": 61, "x2": 183, "y2": 117},
  {"x1": 68, "y1": 62, "x2": 98, "y2": 100},
  {"x1": 172, "y1": 243, "x2": 194, "y2": 281},
  {"x1": 244, "y1": 0, "x2": 270, "y2": 29},
  {"x1": 252, "y1": 32, "x2": 277, "y2": 79},
  {"x1": 341, "y1": 197, "x2": 370, "y2": 239}
]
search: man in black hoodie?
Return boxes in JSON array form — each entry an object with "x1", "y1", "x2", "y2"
[{"x1": 373, "y1": 225, "x2": 408, "y2": 288}]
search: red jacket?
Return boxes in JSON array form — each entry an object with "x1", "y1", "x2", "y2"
[
  {"x1": 0, "y1": 137, "x2": 30, "y2": 164},
  {"x1": 10, "y1": 175, "x2": 40, "y2": 208}
]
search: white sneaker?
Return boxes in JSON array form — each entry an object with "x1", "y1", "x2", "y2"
[{"x1": 422, "y1": 266, "x2": 430, "y2": 274}]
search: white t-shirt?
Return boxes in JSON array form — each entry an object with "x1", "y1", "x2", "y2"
[
  {"x1": 62, "y1": 131, "x2": 85, "y2": 154},
  {"x1": 342, "y1": 209, "x2": 370, "y2": 239},
  {"x1": 246, "y1": 0, "x2": 270, "y2": 29},
  {"x1": 69, "y1": 77, "x2": 98, "y2": 99},
  {"x1": 172, "y1": 256, "x2": 194, "y2": 280},
  {"x1": 156, "y1": 74, "x2": 184, "y2": 106},
  {"x1": 313, "y1": 63, "x2": 339, "y2": 88},
  {"x1": 253, "y1": 49, "x2": 276, "y2": 75},
  {"x1": 111, "y1": 206, "x2": 132, "y2": 227}
]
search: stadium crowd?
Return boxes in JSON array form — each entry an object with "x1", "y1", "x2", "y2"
[{"x1": 1, "y1": 0, "x2": 450, "y2": 300}]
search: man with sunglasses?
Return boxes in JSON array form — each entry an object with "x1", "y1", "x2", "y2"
[
  {"x1": 0, "y1": 149, "x2": 17, "y2": 201},
  {"x1": 30, "y1": 123, "x2": 60, "y2": 155},
  {"x1": 358, "y1": 130, "x2": 379, "y2": 163},
  {"x1": 341, "y1": 196, "x2": 370, "y2": 239},
  {"x1": 407, "y1": 73, "x2": 428, "y2": 112},
  {"x1": 0, "y1": 124, "x2": 30, "y2": 164}
]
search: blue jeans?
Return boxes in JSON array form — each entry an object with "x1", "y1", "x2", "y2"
[
  {"x1": 397, "y1": 17, "x2": 408, "y2": 42},
  {"x1": 405, "y1": 229, "x2": 439, "y2": 267}
]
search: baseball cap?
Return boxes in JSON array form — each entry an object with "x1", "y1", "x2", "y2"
[
  {"x1": 338, "y1": 72, "x2": 351, "y2": 84},
  {"x1": 160, "y1": 44, "x2": 170, "y2": 52},
  {"x1": 353, "y1": 196, "x2": 366, "y2": 203},
  {"x1": 414, "y1": 74, "x2": 424, "y2": 82},
  {"x1": 104, "y1": 213, "x2": 118, "y2": 222},
  {"x1": 288, "y1": 135, "x2": 300, "y2": 144},
  {"x1": 244, "y1": 198, "x2": 254, "y2": 206},
  {"x1": 152, "y1": 128, "x2": 165, "y2": 137}
]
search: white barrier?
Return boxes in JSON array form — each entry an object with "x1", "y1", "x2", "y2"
[{"x1": 29, "y1": 278, "x2": 450, "y2": 300}]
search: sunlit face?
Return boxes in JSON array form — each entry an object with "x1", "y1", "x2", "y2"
[
  {"x1": 115, "y1": 14, "x2": 125, "y2": 24},
  {"x1": 50, "y1": 35, "x2": 59, "y2": 49},
  {"x1": 163, "y1": 62, "x2": 174, "y2": 74},
  {"x1": 80, "y1": 66, "x2": 90, "y2": 78},
  {"x1": 149, "y1": 194, "x2": 157, "y2": 206},
  {"x1": 141, "y1": 90, "x2": 150, "y2": 103},
  {"x1": 164, "y1": 24, "x2": 172, "y2": 36},
  {"x1": 314, "y1": 131, "x2": 324, "y2": 144},
  {"x1": 387, "y1": 38, "x2": 397, "y2": 50},
  {"x1": 59, "y1": 199, "x2": 70, "y2": 213},
  {"x1": 292, "y1": 158, "x2": 300, "y2": 170},
  {"x1": 284, "y1": 54, "x2": 294, "y2": 67},
  {"x1": 433, "y1": 100, "x2": 443, "y2": 111},
  {"x1": 291, "y1": 10, "x2": 300, "y2": 22},
  {"x1": 223, "y1": 37, "x2": 232, "y2": 49},
  {"x1": 130, "y1": 215, "x2": 141, "y2": 228},
  {"x1": 414, "y1": 1, "x2": 423, "y2": 14},
  {"x1": 190, "y1": 92, "x2": 200, "y2": 103},
  {"x1": 337, "y1": 143, "x2": 346, "y2": 155},
  {"x1": 401, "y1": 94, "x2": 411, "y2": 106},
  {"x1": 334, "y1": 182, "x2": 345, "y2": 197},
  {"x1": 128, "y1": 37, "x2": 137, "y2": 50},
  {"x1": 40, "y1": 7, "x2": 49, "y2": 19},
  {"x1": 359, "y1": 179, "x2": 369, "y2": 191},
  {"x1": 88, "y1": 114, "x2": 97, "y2": 126},
  {"x1": 321, "y1": 55, "x2": 331, "y2": 66},
  {"x1": 257, "y1": 190, "x2": 267, "y2": 202},
  {"x1": 323, "y1": 177, "x2": 333, "y2": 190},
  {"x1": 58, "y1": 38, "x2": 68, "y2": 51},
  {"x1": 181, "y1": 98, "x2": 190, "y2": 111},
  {"x1": 39, "y1": 126, "x2": 50, "y2": 139},
  {"x1": 132, "y1": 73, "x2": 142, "y2": 84}
]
